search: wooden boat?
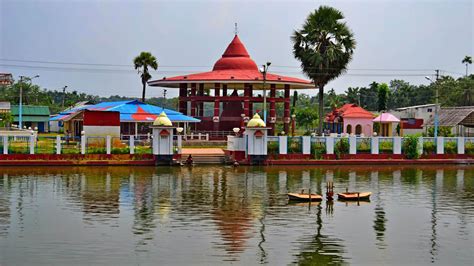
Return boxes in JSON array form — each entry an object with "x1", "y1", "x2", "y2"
[
  {"x1": 337, "y1": 191, "x2": 371, "y2": 201},
  {"x1": 288, "y1": 190, "x2": 323, "y2": 202}
]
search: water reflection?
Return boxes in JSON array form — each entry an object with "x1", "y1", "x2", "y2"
[
  {"x1": 0, "y1": 174, "x2": 10, "y2": 237},
  {"x1": 0, "y1": 165, "x2": 473, "y2": 265}
]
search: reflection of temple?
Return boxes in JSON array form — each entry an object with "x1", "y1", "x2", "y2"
[
  {"x1": 149, "y1": 34, "x2": 313, "y2": 136},
  {"x1": 211, "y1": 169, "x2": 255, "y2": 255}
]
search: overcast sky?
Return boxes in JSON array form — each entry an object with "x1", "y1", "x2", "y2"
[{"x1": 1, "y1": 0, "x2": 473, "y2": 98}]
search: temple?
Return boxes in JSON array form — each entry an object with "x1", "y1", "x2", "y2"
[{"x1": 149, "y1": 34, "x2": 313, "y2": 138}]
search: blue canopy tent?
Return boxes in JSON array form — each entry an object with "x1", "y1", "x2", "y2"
[{"x1": 50, "y1": 100, "x2": 200, "y2": 136}]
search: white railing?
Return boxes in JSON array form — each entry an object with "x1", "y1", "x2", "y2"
[
  {"x1": 227, "y1": 136, "x2": 246, "y2": 151},
  {"x1": 258, "y1": 136, "x2": 471, "y2": 156}
]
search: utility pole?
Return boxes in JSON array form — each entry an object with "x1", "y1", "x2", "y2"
[
  {"x1": 61, "y1": 86, "x2": 68, "y2": 109},
  {"x1": 19, "y1": 76, "x2": 24, "y2": 129},
  {"x1": 260, "y1": 62, "x2": 271, "y2": 123},
  {"x1": 18, "y1": 75, "x2": 39, "y2": 129}
]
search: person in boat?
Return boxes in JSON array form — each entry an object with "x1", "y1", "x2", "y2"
[{"x1": 185, "y1": 154, "x2": 193, "y2": 165}]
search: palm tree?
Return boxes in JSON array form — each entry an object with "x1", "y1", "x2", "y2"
[
  {"x1": 292, "y1": 6, "x2": 356, "y2": 134},
  {"x1": 133, "y1": 52, "x2": 158, "y2": 102},
  {"x1": 462, "y1": 55, "x2": 472, "y2": 77},
  {"x1": 345, "y1": 87, "x2": 360, "y2": 104}
]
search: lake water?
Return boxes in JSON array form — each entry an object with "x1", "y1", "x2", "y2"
[{"x1": 0, "y1": 165, "x2": 473, "y2": 265}]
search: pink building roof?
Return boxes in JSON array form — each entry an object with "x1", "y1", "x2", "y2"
[{"x1": 373, "y1": 113, "x2": 400, "y2": 123}]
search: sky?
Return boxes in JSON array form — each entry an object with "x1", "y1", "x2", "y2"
[{"x1": 1, "y1": 0, "x2": 473, "y2": 98}]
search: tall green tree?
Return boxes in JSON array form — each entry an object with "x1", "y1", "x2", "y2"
[
  {"x1": 377, "y1": 83, "x2": 389, "y2": 111},
  {"x1": 133, "y1": 52, "x2": 158, "y2": 102},
  {"x1": 292, "y1": 6, "x2": 356, "y2": 133},
  {"x1": 462, "y1": 55, "x2": 472, "y2": 77},
  {"x1": 345, "y1": 87, "x2": 360, "y2": 104}
]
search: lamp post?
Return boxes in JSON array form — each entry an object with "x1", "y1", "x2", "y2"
[
  {"x1": 18, "y1": 75, "x2": 39, "y2": 129},
  {"x1": 425, "y1": 76, "x2": 438, "y2": 138},
  {"x1": 259, "y1": 62, "x2": 271, "y2": 124},
  {"x1": 233, "y1": 127, "x2": 240, "y2": 136}
]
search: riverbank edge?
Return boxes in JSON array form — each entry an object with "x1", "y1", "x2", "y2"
[{"x1": 0, "y1": 153, "x2": 473, "y2": 166}]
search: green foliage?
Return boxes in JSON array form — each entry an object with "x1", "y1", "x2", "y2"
[
  {"x1": 423, "y1": 141, "x2": 436, "y2": 155},
  {"x1": 133, "y1": 51, "x2": 158, "y2": 102},
  {"x1": 311, "y1": 141, "x2": 326, "y2": 159},
  {"x1": 0, "y1": 112, "x2": 13, "y2": 127},
  {"x1": 112, "y1": 147, "x2": 130, "y2": 154},
  {"x1": 465, "y1": 142, "x2": 474, "y2": 154},
  {"x1": 267, "y1": 141, "x2": 279, "y2": 155},
  {"x1": 335, "y1": 138, "x2": 349, "y2": 157},
  {"x1": 373, "y1": 123, "x2": 380, "y2": 134},
  {"x1": 402, "y1": 135, "x2": 419, "y2": 159},
  {"x1": 424, "y1": 126, "x2": 454, "y2": 137},
  {"x1": 379, "y1": 141, "x2": 393, "y2": 153},
  {"x1": 444, "y1": 141, "x2": 457, "y2": 154},
  {"x1": 292, "y1": 6, "x2": 356, "y2": 132},
  {"x1": 87, "y1": 147, "x2": 106, "y2": 154},
  {"x1": 288, "y1": 137, "x2": 301, "y2": 153},
  {"x1": 377, "y1": 83, "x2": 389, "y2": 111},
  {"x1": 294, "y1": 107, "x2": 318, "y2": 131},
  {"x1": 356, "y1": 139, "x2": 371, "y2": 152}
]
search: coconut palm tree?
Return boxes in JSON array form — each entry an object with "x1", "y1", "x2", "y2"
[
  {"x1": 292, "y1": 6, "x2": 356, "y2": 134},
  {"x1": 462, "y1": 55, "x2": 472, "y2": 77},
  {"x1": 133, "y1": 52, "x2": 158, "y2": 102}
]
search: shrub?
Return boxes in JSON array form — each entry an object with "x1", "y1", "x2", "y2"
[
  {"x1": 288, "y1": 138, "x2": 301, "y2": 153},
  {"x1": 335, "y1": 138, "x2": 349, "y2": 158},
  {"x1": 88, "y1": 147, "x2": 106, "y2": 154},
  {"x1": 444, "y1": 141, "x2": 457, "y2": 154},
  {"x1": 424, "y1": 126, "x2": 454, "y2": 137},
  {"x1": 311, "y1": 142, "x2": 326, "y2": 159},
  {"x1": 357, "y1": 139, "x2": 371, "y2": 152},
  {"x1": 112, "y1": 147, "x2": 130, "y2": 154},
  {"x1": 466, "y1": 142, "x2": 474, "y2": 154},
  {"x1": 267, "y1": 141, "x2": 279, "y2": 155},
  {"x1": 423, "y1": 141, "x2": 436, "y2": 155},
  {"x1": 379, "y1": 140, "x2": 393, "y2": 153},
  {"x1": 402, "y1": 135, "x2": 419, "y2": 159}
]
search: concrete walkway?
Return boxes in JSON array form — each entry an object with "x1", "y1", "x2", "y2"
[{"x1": 181, "y1": 148, "x2": 224, "y2": 155}]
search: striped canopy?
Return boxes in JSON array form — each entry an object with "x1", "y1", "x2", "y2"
[{"x1": 50, "y1": 100, "x2": 200, "y2": 123}]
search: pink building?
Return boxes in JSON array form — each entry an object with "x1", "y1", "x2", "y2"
[{"x1": 325, "y1": 104, "x2": 375, "y2": 136}]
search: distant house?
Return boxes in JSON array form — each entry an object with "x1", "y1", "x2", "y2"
[
  {"x1": 0, "y1": 102, "x2": 11, "y2": 113},
  {"x1": 425, "y1": 106, "x2": 474, "y2": 136},
  {"x1": 11, "y1": 105, "x2": 51, "y2": 132},
  {"x1": 390, "y1": 104, "x2": 436, "y2": 134},
  {"x1": 325, "y1": 104, "x2": 375, "y2": 136},
  {"x1": 0, "y1": 73, "x2": 13, "y2": 86}
]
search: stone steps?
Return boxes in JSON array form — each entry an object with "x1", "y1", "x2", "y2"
[{"x1": 183, "y1": 154, "x2": 225, "y2": 164}]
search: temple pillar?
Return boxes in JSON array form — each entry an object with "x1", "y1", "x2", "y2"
[
  {"x1": 222, "y1": 84, "x2": 227, "y2": 109},
  {"x1": 179, "y1": 83, "x2": 187, "y2": 115},
  {"x1": 213, "y1": 83, "x2": 220, "y2": 131},
  {"x1": 269, "y1": 84, "x2": 276, "y2": 135},
  {"x1": 190, "y1": 83, "x2": 196, "y2": 117},
  {"x1": 283, "y1": 84, "x2": 290, "y2": 134},
  {"x1": 222, "y1": 84, "x2": 227, "y2": 97},
  {"x1": 244, "y1": 83, "x2": 251, "y2": 118},
  {"x1": 248, "y1": 84, "x2": 253, "y2": 115},
  {"x1": 198, "y1": 84, "x2": 204, "y2": 117}
]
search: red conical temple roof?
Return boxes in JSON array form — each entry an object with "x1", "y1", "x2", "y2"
[
  {"x1": 213, "y1": 35, "x2": 258, "y2": 71},
  {"x1": 148, "y1": 34, "x2": 314, "y2": 89}
]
